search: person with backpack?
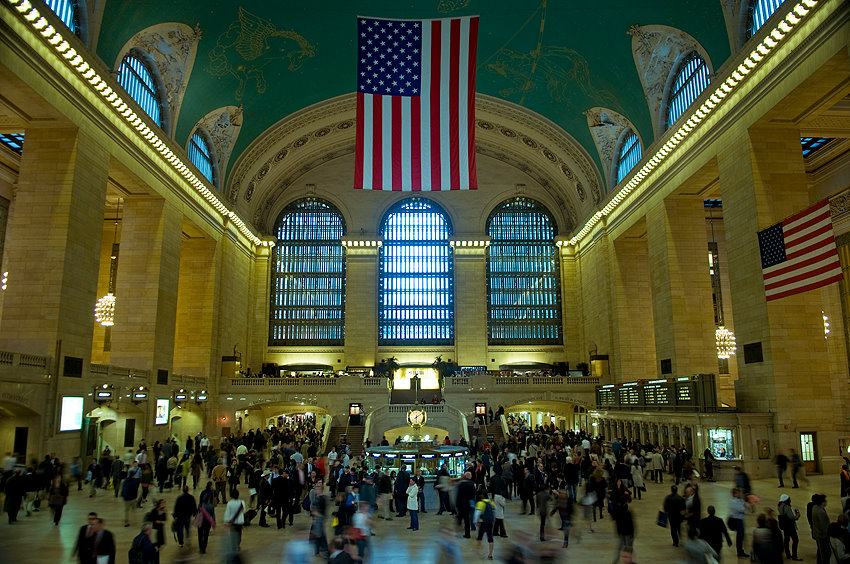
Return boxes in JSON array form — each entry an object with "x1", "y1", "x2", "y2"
[
  {"x1": 473, "y1": 488, "x2": 496, "y2": 560},
  {"x1": 127, "y1": 522, "x2": 157, "y2": 564}
]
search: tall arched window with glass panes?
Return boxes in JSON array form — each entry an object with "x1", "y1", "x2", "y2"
[
  {"x1": 45, "y1": 0, "x2": 78, "y2": 34},
  {"x1": 615, "y1": 129, "x2": 642, "y2": 184},
  {"x1": 117, "y1": 54, "x2": 163, "y2": 127},
  {"x1": 666, "y1": 52, "x2": 710, "y2": 129},
  {"x1": 269, "y1": 198, "x2": 345, "y2": 346},
  {"x1": 487, "y1": 198, "x2": 562, "y2": 344},
  {"x1": 748, "y1": 0, "x2": 786, "y2": 38},
  {"x1": 379, "y1": 198, "x2": 453, "y2": 345},
  {"x1": 187, "y1": 129, "x2": 217, "y2": 186}
]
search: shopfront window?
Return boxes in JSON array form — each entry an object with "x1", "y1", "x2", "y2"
[{"x1": 708, "y1": 428, "x2": 736, "y2": 459}]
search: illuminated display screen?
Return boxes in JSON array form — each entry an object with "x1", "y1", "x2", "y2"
[
  {"x1": 155, "y1": 399, "x2": 169, "y2": 425},
  {"x1": 59, "y1": 396, "x2": 84, "y2": 431}
]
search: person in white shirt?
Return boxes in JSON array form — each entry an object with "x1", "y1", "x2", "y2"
[
  {"x1": 224, "y1": 489, "x2": 246, "y2": 552},
  {"x1": 328, "y1": 448, "x2": 338, "y2": 463},
  {"x1": 406, "y1": 478, "x2": 420, "y2": 531}
]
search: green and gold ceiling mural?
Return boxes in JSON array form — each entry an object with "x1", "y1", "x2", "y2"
[{"x1": 96, "y1": 0, "x2": 731, "y2": 184}]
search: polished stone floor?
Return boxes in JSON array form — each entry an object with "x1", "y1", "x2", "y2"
[{"x1": 0, "y1": 472, "x2": 837, "y2": 563}]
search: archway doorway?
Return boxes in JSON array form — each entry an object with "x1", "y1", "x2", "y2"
[{"x1": 0, "y1": 401, "x2": 41, "y2": 465}]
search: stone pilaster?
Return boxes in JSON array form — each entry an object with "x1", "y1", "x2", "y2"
[
  {"x1": 611, "y1": 236, "x2": 656, "y2": 381},
  {"x1": 719, "y1": 126, "x2": 848, "y2": 473},
  {"x1": 110, "y1": 198, "x2": 183, "y2": 374},
  {"x1": 173, "y1": 237, "x2": 218, "y2": 378},
  {"x1": 0, "y1": 127, "x2": 108, "y2": 360},
  {"x1": 646, "y1": 197, "x2": 716, "y2": 377},
  {"x1": 343, "y1": 242, "x2": 379, "y2": 367},
  {"x1": 452, "y1": 239, "x2": 488, "y2": 367}
]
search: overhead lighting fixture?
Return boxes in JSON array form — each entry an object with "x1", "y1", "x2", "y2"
[{"x1": 715, "y1": 326, "x2": 737, "y2": 359}]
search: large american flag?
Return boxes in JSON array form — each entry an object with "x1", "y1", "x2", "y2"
[
  {"x1": 354, "y1": 16, "x2": 479, "y2": 191},
  {"x1": 758, "y1": 199, "x2": 843, "y2": 301}
]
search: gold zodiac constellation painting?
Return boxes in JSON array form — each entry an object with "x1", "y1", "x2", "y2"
[{"x1": 207, "y1": 6, "x2": 315, "y2": 101}]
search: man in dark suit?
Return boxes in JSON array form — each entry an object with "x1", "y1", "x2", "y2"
[
  {"x1": 328, "y1": 535, "x2": 355, "y2": 563},
  {"x1": 455, "y1": 471, "x2": 476, "y2": 538},
  {"x1": 92, "y1": 518, "x2": 116, "y2": 564},
  {"x1": 699, "y1": 505, "x2": 732, "y2": 559},
  {"x1": 394, "y1": 466, "x2": 410, "y2": 517},
  {"x1": 72, "y1": 512, "x2": 98, "y2": 564},
  {"x1": 663, "y1": 485, "x2": 687, "y2": 547},
  {"x1": 272, "y1": 468, "x2": 294, "y2": 529},
  {"x1": 257, "y1": 468, "x2": 273, "y2": 527}
]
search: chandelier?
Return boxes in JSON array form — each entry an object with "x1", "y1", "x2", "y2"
[
  {"x1": 94, "y1": 293, "x2": 116, "y2": 326},
  {"x1": 95, "y1": 198, "x2": 121, "y2": 328},
  {"x1": 715, "y1": 326, "x2": 737, "y2": 359}
]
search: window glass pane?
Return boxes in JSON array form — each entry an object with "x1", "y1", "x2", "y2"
[
  {"x1": 45, "y1": 0, "x2": 76, "y2": 33},
  {"x1": 188, "y1": 131, "x2": 214, "y2": 183},
  {"x1": 666, "y1": 53, "x2": 710, "y2": 129},
  {"x1": 0, "y1": 133, "x2": 24, "y2": 154},
  {"x1": 487, "y1": 197, "x2": 561, "y2": 345},
  {"x1": 615, "y1": 131, "x2": 641, "y2": 184},
  {"x1": 269, "y1": 198, "x2": 345, "y2": 345},
  {"x1": 379, "y1": 198, "x2": 453, "y2": 345},
  {"x1": 749, "y1": 0, "x2": 786, "y2": 38},
  {"x1": 117, "y1": 55, "x2": 161, "y2": 126},
  {"x1": 800, "y1": 137, "x2": 833, "y2": 157}
]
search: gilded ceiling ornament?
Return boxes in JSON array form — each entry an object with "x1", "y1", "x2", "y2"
[
  {"x1": 207, "y1": 7, "x2": 315, "y2": 101},
  {"x1": 437, "y1": 0, "x2": 471, "y2": 13}
]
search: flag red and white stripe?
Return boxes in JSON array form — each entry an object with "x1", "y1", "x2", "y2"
[
  {"x1": 759, "y1": 199, "x2": 843, "y2": 301},
  {"x1": 354, "y1": 16, "x2": 478, "y2": 191}
]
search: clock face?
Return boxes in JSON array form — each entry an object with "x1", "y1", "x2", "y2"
[{"x1": 407, "y1": 409, "x2": 427, "y2": 427}]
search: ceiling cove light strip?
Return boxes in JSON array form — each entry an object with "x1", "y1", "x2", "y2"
[
  {"x1": 567, "y1": 0, "x2": 819, "y2": 246},
  {"x1": 4, "y1": 0, "x2": 273, "y2": 249}
]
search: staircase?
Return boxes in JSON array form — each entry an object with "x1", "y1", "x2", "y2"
[
  {"x1": 469, "y1": 422, "x2": 506, "y2": 450},
  {"x1": 324, "y1": 425, "x2": 366, "y2": 459}
]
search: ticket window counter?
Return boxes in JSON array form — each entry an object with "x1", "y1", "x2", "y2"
[
  {"x1": 701, "y1": 428, "x2": 741, "y2": 480},
  {"x1": 363, "y1": 452, "x2": 468, "y2": 478}
]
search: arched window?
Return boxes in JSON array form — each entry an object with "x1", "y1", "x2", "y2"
[
  {"x1": 269, "y1": 198, "x2": 345, "y2": 346},
  {"x1": 748, "y1": 0, "x2": 786, "y2": 38},
  {"x1": 487, "y1": 197, "x2": 561, "y2": 345},
  {"x1": 187, "y1": 130, "x2": 217, "y2": 186},
  {"x1": 46, "y1": 0, "x2": 77, "y2": 34},
  {"x1": 666, "y1": 52, "x2": 710, "y2": 129},
  {"x1": 379, "y1": 198, "x2": 453, "y2": 345},
  {"x1": 614, "y1": 130, "x2": 642, "y2": 184},
  {"x1": 117, "y1": 54, "x2": 163, "y2": 127}
]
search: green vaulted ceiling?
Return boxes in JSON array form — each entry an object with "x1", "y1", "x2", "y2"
[{"x1": 96, "y1": 0, "x2": 731, "y2": 185}]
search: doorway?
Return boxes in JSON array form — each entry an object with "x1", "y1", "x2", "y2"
[
  {"x1": 13, "y1": 427, "x2": 27, "y2": 460},
  {"x1": 800, "y1": 432, "x2": 818, "y2": 474}
]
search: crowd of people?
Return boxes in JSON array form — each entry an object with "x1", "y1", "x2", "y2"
[{"x1": 5, "y1": 417, "x2": 850, "y2": 563}]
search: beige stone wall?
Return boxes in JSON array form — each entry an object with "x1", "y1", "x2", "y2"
[
  {"x1": 574, "y1": 231, "x2": 614, "y2": 379},
  {"x1": 611, "y1": 236, "x2": 656, "y2": 381},
  {"x1": 173, "y1": 237, "x2": 218, "y2": 378},
  {"x1": 646, "y1": 197, "x2": 716, "y2": 377},
  {"x1": 0, "y1": 127, "x2": 108, "y2": 360}
]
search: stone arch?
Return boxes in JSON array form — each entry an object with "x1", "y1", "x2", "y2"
[{"x1": 227, "y1": 93, "x2": 602, "y2": 234}]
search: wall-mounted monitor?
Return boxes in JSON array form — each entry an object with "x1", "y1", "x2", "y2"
[
  {"x1": 155, "y1": 399, "x2": 169, "y2": 425},
  {"x1": 59, "y1": 396, "x2": 84, "y2": 431}
]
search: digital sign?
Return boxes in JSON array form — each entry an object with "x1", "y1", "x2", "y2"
[
  {"x1": 155, "y1": 399, "x2": 169, "y2": 425},
  {"x1": 59, "y1": 396, "x2": 84, "y2": 431}
]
